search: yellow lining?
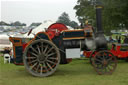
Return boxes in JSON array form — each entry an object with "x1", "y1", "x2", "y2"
[{"x1": 63, "y1": 37, "x2": 85, "y2": 40}]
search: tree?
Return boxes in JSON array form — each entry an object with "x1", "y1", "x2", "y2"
[
  {"x1": 22, "y1": 23, "x2": 27, "y2": 26},
  {"x1": 10, "y1": 21, "x2": 26, "y2": 26},
  {"x1": 74, "y1": 0, "x2": 128, "y2": 34},
  {"x1": 70, "y1": 21, "x2": 78, "y2": 28},
  {"x1": 57, "y1": 12, "x2": 71, "y2": 26},
  {"x1": 0, "y1": 21, "x2": 9, "y2": 26},
  {"x1": 57, "y1": 12, "x2": 78, "y2": 28},
  {"x1": 30, "y1": 23, "x2": 41, "y2": 27}
]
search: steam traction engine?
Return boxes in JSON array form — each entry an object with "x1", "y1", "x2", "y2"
[{"x1": 9, "y1": 5, "x2": 117, "y2": 77}]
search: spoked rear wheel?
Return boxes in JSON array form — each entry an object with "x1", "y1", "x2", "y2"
[
  {"x1": 92, "y1": 51, "x2": 117, "y2": 75},
  {"x1": 23, "y1": 39, "x2": 60, "y2": 77}
]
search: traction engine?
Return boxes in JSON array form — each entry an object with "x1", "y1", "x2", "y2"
[{"x1": 9, "y1": 5, "x2": 117, "y2": 77}]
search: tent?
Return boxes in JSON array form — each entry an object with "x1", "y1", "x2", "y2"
[
  {"x1": 0, "y1": 34, "x2": 11, "y2": 51},
  {"x1": 31, "y1": 20, "x2": 55, "y2": 34},
  {"x1": 10, "y1": 20, "x2": 55, "y2": 38},
  {"x1": 0, "y1": 34, "x2": 9, "y2": 39},
  {"x1": 23, "y1": 20, "x2": 55, "y2": 38}
]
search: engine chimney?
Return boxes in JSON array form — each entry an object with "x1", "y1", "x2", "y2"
[
  {"x1": 95, "y1": 5, "x2": 107, "y2": 50},
  {"x1": 96, "y1": 5, "x2": 103, "y2": 33}
]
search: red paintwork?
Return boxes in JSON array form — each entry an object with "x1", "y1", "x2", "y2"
[
  {"x1": 46, "y1": 23, "x2": 68, "y2": 39},
  {"x1": 84, "y1": 51, "x2": 92, "y2": 58},
  {"x1": 22, "y1": 23, "x2": 68, "y2": 52},
  {"x1": 110, "y1": 44, "x2": 128, "y2": 58},
  {"x1": 84, "y1": 44, "x2": 128, "y2": 58},
  {"x1": 22, "y1": 43, "x2": 28, "y2": 51}
]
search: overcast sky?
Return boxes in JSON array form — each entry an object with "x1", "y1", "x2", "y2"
[{"x1": 1, "y1": 0, "x2": 78, "y2": 25}]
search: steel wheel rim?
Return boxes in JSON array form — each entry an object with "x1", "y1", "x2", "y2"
[
  {"x1": 92, "y1": 51, "x2": 117, "y2": 75},
  {"x1": 23, "y1": 39, "x2": 60, "y2": 77}
]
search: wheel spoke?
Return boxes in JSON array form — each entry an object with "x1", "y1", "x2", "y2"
[
  {"x1": 48, "y1": 57, "x2": 58, "y2": 60},
  {"x1": 43, "y1": 45, "x2": 48, "y2": 54},
  {"x1": 37, "y1": 45, "x2": 41, "y2": 54},
  {"x1": 107, "y1": 57, "x2": 113, "y2": 62},
  {"x1": 108, "y1": 60, "x2": 115, "y2": 65},
  {"x1": 96, "y1": 64, "x2": 101, "y2": 69},
  {"x1": 25, "y1": 56, "x2": 36, "y2": 59},
  {"x1": 30, "y1": 52, "x2": 38, "y2": 57},
  {"x1": 30, "y1": 46, "x2": 38, "y2": 54},
  {"x1": 36, "y1": 63, "x2": 40, "y2": 72},
  {"x1": 104, "y1": 67, "x2": 107, "y2": 73},
  {"x1": 41, "y1": 42, "x2": 44, "y2": 53},
  {"x1": 43, "y1": 62, "x2": 48, "y2": 72},
  {"x1": 97, "y1": 56, "x2": 103, "y2": 60},
  {"x1": 95, "y1": 57, "x2": 102, "y2": 63},
  {"x1": 47, "y1": 60, "x2": 56, "y2": 64},
  {"x1": 98, "y1": 64, "x2": 104, "y2": 69},
  {"x1": 29, "y1": 59, "x2": 37, "y2": 64},
  {"x1": 47, "y1": 53, "x2": 56, "y2": 57},
  {"x1": 109, "y1": 63, "x2": 115, "y2": 67},
  {"x1": 30, "y1": 62, "x2": 38, "y2": 70},
  {"x1": 46, "y1": 47, "x2": 54, "y2": 54},
  {"x1": 40, "y1": 66, "x2": 43, "y2": 75},
  {"x1": 46, "y1": 62, "x2": 53, "y2": 71},
  {"x1": 103, "y1": 53, "x2": 107, "y2": 59},
  {"x1": 107, "y1": 66, "x2": 112, "y2": 71}
]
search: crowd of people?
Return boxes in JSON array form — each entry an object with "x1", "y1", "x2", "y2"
[{"x1": 109, "y1": 35, "x2": 128, "y2": 44}]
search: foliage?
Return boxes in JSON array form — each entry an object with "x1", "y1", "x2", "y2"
[
  {"x1": 57, "y1": 12, "x2": 71, "y2": 26},
  {"x1": 0, "y1": 21, "x2": 26, "y2": 26},
  {"x1": 57, "y1": 12, "x2": 78, "y2": 29},
  {"x1": 10, "y1": 21, "x2": 26, "y2": 26},
  {"x1": 0, "y1": 21, "x2": 9, "y2": 26},
  {"x1": 70, "y1": 21, "x2": 79, "y2": 28},
  {"x1": 74, "y1": 0, "x2": 128, "y2": 34},
  {"x1": 30, "y1": 23, "x2": 42, "y2": 27}
]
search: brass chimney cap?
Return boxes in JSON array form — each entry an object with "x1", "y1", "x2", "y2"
[{"x1": 96, "y1": 5, "x2": 104, "y2": 9}]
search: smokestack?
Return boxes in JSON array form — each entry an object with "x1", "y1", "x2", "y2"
[{"x1": 96, "y1": 5, "x2": 103, "y2": 33}]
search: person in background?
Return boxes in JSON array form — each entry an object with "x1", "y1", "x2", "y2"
[
  {"x1": 109, "y1": 36, "x2": 114, "y2": 43},
  {"x1": 124, "y1": 36, "x2": 128, "y2": 44},
  {"x1": 116, "y1": 36, "x2": 118, "y2": 42},
  {"x1": 118, "y1": 36, "x2": 121, "y2": 43},
  {"x1": 9, "y1": 49, "x2": 14, "y2": 63},
  {"x1": 3, "y1": 47, "x2": 11, "y2": 54}
]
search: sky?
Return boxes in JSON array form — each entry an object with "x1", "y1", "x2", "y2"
[{"x1": 1, "y1": 0, "x2": 79, "y2": 25}]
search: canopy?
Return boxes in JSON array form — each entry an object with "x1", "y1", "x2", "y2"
[
  {"x1": 31, "y1": 20, "x2": 55, "y2": 34},
  {"x1": 0, "y1": 34, "x2": 9, "y2": 39}
]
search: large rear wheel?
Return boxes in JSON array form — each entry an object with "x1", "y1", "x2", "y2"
[{"x1": 23, "y1": 39, "x2": 60, "y2": 77}]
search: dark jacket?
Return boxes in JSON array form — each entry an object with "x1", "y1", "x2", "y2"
[{"x1": 124, "y1": 37, "x2": 128, "y2": 44}]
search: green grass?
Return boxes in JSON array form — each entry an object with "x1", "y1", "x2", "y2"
[{"x1": 1, "y1": 56, "x2": 128, "y2": 85}]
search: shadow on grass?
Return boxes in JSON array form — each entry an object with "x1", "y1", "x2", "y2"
[
  {"x1": 3, "y1": 59, "x2": 117, "y2": 78},
  {"x1": 13, "y1": 65, "x2": 96, "y2": 78},
  {"x1": 4, "y1": 60, "x2": 96, "y2": 78}
]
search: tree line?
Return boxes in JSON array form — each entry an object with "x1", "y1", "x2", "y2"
[
  {"x1": 0, "y1": 12, "x2": 79, "y2": 29},
  {"x1": 0, "y1": 21, "x2": 26, "y2": 26}
]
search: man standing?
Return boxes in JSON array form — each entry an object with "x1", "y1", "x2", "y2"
[{"x1": 124, "y1": 36, "x2": 128, "y2": 44}]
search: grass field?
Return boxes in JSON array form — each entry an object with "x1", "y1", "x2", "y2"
[{"x1": 1, "y1": 56, "x2": 128, "y2": 85}]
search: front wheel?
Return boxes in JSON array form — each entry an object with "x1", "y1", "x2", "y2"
[
  {"x1": 91, "y1": 51, "x2": 117, "y2": 75},
  {"x1": 23, "y1": 39, "x2": 60, "y2": 77}
]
